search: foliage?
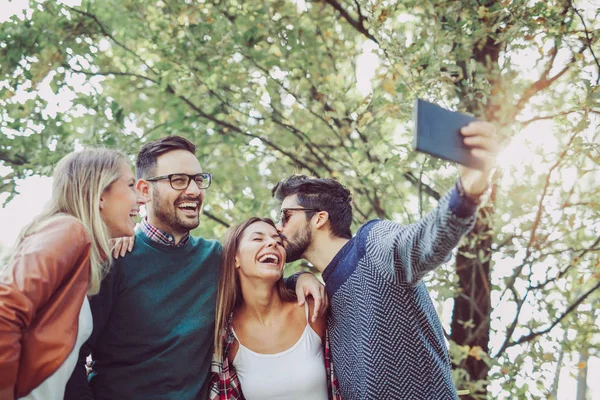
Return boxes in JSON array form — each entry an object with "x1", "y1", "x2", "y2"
[{"x1": 1, "y1": 0, "x2": 599, "y2": 398}]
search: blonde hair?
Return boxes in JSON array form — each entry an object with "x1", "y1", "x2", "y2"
[
  {"x1": 4, "y1": 148, "x2": 128, "y2": 295},
  {"x1": 214, "y1": 217, "x2": 295, "y2": 360}
]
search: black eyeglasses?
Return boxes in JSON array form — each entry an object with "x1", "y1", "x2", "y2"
[
  {"x1": 146, "y1": 173, "x2": 212, "y2": 190},
  {"x1": 278, "y1": 207, "x2": 319, "y2": 226}
]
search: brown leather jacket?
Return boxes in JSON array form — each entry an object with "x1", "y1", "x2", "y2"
[{"x1": 0, "y1": 216, "x2": 91, "y2": 398}]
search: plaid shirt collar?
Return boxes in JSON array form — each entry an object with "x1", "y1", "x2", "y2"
[{"x1": 140, "y1": 217, "x2": 190, "y2": 247}]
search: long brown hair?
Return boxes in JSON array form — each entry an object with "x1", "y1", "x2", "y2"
[{"x1": 214, "y1": 217, "x2": 295, "y2": 359}]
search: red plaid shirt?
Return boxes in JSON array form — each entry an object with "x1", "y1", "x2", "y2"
[
  {"x1": 208, "y1": 315, "x2": 343, "y2": 400},
  {"x1": 140, "y1": 217, "x2": 190, "y2": 247}
]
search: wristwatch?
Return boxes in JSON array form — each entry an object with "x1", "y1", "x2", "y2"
[{"x1": 456, "y1": 177, "x2": 492, "y2": 205}]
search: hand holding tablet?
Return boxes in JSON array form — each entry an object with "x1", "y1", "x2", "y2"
[{"x1": 413, "y1": 99, "x2": 499, "y2": 201}]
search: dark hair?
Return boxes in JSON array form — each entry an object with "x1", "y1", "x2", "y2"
[
  {"x1": 214, "y1": 217, "x2": 295, "y2": 359},
  {"x1": 135, "y1": 136, "x2": 196, "y2": 179},
  {"x1": 272, "y1": 175, "x2": 353, "y2": 239}
]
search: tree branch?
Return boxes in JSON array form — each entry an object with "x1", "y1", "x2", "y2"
[
  {"x1": 494, "y1": 287, "x2": 530, "y2": 358},
  {"x1": 570, "y1": 1, "x2": 600, "y2": 85},
  {"x1": 525, "y1": 131, "x2": 579, "y2": 259},
  {"x1": 65, "y1": 52, "x2": 324, "y2": 179},
  {"x1": 509, "y1": 44, "x2": 586, "y2": 121},
  {"x1": 502, "y1": 280, "x2": 600, "y2": 350},
  {"x1": 353, "y1": 0, "x2": 367, "y2": 25},
  {"x1": 528, "y1": 234, "x2": 600, "y2": 291},
  {"x1": 321, "y1": 0, "x2": 379, "y2": 44},
  {"x1": 203, "y1": 210, "x2": 230, "y2": 228},
  {"x1": 403, "y1": 171, "x2": 441, "y2": 200},
  {"x1": 163, "y1": 85, "x2": 322, "y2": 176},
  {"x1": 64, "y1": 5, "x2": 159, "y2": 76},
  {"x1": 65, "y1": 65, "x2": 158, "y2": 84},
  {"x1": 0, "y1": 151, "x2": 28, "y2": 166},
  {"x1": 270, "y1": 114, "x2": 336, "y2": 174},
  {"x1": 244, "y1": 131, "x2": 321, "y2": 176},
  {"x1": 519, "y1": 109, "x2": 586, "y2": 126},
  {"x1": 315, "y1": 27, "x2": 341, "y2": 75},
  {"x1": 501, "y1": 131, "x2": 579, "y2": 302},
  {"x1": 494, "y1": 233, "x2": 525, "y2": 251},
  {"x1": 242, "y1": 52, "x2": 348, "y2": 148}
]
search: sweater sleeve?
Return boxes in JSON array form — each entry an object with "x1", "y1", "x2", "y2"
[
  {"x1": 0, "y1": 217, "x2": 91, "y2": 390},
  {"x1": 283, "y1": 271, "x2": 311, "y2": 291},
  {"x1": 365, "y1": 187, "x2": 477, "y2": 285}
]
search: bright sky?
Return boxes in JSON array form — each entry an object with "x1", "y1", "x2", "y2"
[
  {"x1": 0, "y1": 175, "x2": 53, "y2": 251},
  {"x1": 1, "y1": 1, "x2": 598, "y2": 399}
]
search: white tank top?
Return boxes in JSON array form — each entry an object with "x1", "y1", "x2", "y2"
[{"x1": 231, "y1": 304, "x2": 329, "y2": 400}]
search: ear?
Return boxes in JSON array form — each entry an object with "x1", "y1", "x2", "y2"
[
  {"x1": 137, "y1": 179, "x2": 151, "y2": 200},
  {"x1": 234, "y1": 254, "x2": 241, "y2": 269},
  {"x1": 99, "y1": 196, "x2": 105, "y2": 211},
  {"x1": 313, "y1": 211, "x2": 329, "y2": 229}
]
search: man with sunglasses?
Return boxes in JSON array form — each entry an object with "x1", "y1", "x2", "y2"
[
  {"x1": 273, "y1": 122, "x2": 498, "y2": 399},
  {"x1": 65, "y1": 136, "x2": 325, "y2": 400}
]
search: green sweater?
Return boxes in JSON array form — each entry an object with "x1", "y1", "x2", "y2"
[{"x1": 65, "y1": 229, "x2": 222, "y2": 400}]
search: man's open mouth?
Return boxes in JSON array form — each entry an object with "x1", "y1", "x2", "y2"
[{"x1": 177, "y1": 201, "x2": 199, "y2": 215}]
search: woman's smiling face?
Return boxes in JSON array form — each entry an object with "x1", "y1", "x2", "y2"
[
  {"x1": 100, "y1": 161, "x2": 145, "y2": 238},
  {"x1": 235, "y1": 221, "x2": 287, "y2": 281}
]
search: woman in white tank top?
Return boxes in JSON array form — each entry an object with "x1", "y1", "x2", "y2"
[{"x1": 209, "y1": 217, "x2": 341, "y2": 400}]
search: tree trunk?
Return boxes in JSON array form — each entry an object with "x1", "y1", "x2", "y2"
[
  {"x1": 450, "y1": 5, "x2": 501, "y2": 395},
  {"x1": 576, "y1": 346, "x2": 589, "y2": 400},
  {"x1": 549, "y1": 331, "x2": 567, "y2": 399},
  {"x1": 450, "y1": 203, "x2": 493, "y2": 399}
]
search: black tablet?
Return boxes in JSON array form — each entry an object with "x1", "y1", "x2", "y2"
[{"x1": 413, "y1": 99, "x2": 485, "y2": 169}]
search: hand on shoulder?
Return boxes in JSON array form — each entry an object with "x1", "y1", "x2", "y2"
[{"x1": 306, "y1": 297, "x2": 327, "y2": 341}]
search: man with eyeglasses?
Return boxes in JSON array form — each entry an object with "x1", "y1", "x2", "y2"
[
  {"x1": 272, "y1": 121, "x2": 498, "y2": 399},
  {"x1": 65, "y1": 136, "x2": 325, "y2": 400}
]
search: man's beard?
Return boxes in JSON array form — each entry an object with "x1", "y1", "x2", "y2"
[
  {"x1": 151, "y1": 185, "x2": 201, "y2": 234},
  {"x1": 283, "y1": 224, "x2": 312, "y2": 262}
]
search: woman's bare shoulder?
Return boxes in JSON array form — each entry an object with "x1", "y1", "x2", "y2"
[{"x1": 306, "y1": 297, "x2": 327, "y2": 339}]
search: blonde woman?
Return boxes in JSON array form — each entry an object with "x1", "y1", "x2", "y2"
[
  {"x1": 0, "y1": 148, "x2": 145, "y2": 400},
  {"x1": 209, "y1": 217, "x2": 341, "y2": 400}
]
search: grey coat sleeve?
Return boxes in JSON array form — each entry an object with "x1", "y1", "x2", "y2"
[{"x1": 365, "y1": 188, "x2": 477, "y2": 285}]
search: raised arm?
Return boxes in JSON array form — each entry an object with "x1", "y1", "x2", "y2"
[
  {"x1": 364, "y1": 188, "x2": 475, "y2": 284},
  {"x1": 368, "y1": 121, "x2": 498, "y2": 284}
]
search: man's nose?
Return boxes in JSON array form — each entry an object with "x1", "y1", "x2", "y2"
[{"x1": 184, "y1": 180, "x2": 202, "y2": 197}]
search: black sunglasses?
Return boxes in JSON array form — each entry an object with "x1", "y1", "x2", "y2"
[{"x1": 278, "y1": 207, "x2": 319, "y2": 226}]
